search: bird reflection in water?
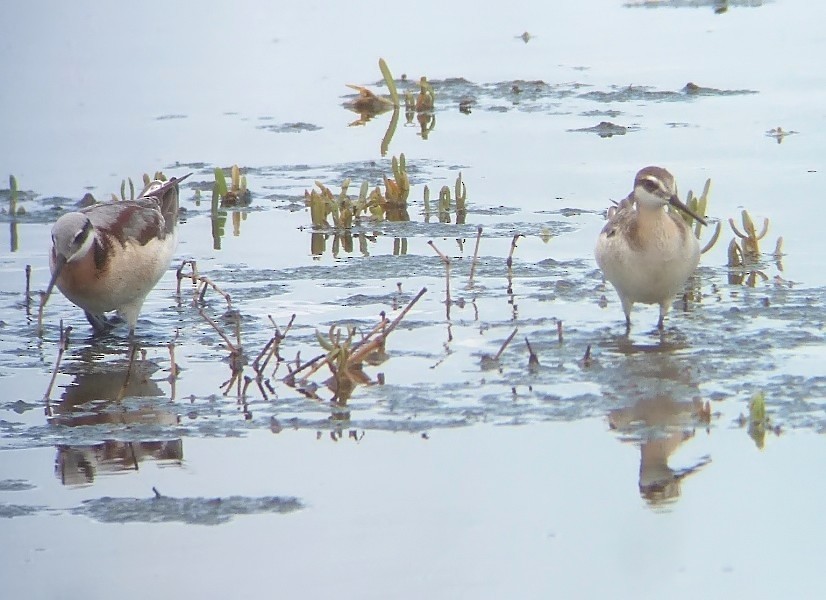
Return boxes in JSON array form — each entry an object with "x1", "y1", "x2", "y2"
[
  {"x1": 56, "y1": 439, "x2": 182, "y2": 486},
  {"x1": 50, "y1": 359, "x2": 182, "y2": 486},
  {"x1": 608, "y1": 394, "x2": 711, "y2": 505}
]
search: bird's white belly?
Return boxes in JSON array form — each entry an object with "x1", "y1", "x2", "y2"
[
  {"x1": 596, "y1": 229, "x2": 699, "y2": 305},
  {"x1": 56, "y1": 233, "x2": 176, "y2": 319}
]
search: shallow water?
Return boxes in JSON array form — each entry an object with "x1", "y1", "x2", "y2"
[{"x1": 2, "y1": 0, "x2": 826, "y2": 598}]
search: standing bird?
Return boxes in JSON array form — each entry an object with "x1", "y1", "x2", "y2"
[
  {"x1": 43, "y1": 173, "x2": 191, "y2": 336},
  {"x1": 595, "y1": 166, "x2": 706, "y2": 330}
]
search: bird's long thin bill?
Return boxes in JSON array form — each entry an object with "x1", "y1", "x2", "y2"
[
  {"x1": 140, "y1": 172, "x2": 193, "y2": 199},
  {"x1": 42, "y1": 255, "x2": 65, "y2": 309},
  {"x1": 669, "y1": 195, "x2": 707, "y2": 226}
]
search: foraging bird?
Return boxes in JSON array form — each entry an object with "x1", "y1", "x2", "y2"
[
  {"x1": 595, "y1": 166, "x2": 706, "y2": 330},
  {"x1": 44, "y1": 173, "x2": 191, "y2": 335}
]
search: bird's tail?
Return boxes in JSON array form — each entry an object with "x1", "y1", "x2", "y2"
[{"x1": 139, "y1": 173, "x2": 192, "y2": 233}]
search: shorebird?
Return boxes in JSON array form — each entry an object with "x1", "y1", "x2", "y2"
[
  {"x1": 595, "y1": 166, "x2": 706, "y2": 330},
  {"x1": 43, "y1": 173, "x2": 191, "y2": 336}
]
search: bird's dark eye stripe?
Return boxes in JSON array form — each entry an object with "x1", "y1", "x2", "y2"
[
  {"x1": 640, "y1": 179, "x2": 660, "y2": 193},
  {"x1": 73, "y1": 219, "x2": 92, "y2": 245}
]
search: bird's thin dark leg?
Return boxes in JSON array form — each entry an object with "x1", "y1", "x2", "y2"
[
  {"x1": 85, "y1": 312, "x2": 127, "y2": 335},
  {"x1": 85, "y1": 311, "x2": 112, "y2": 334}
]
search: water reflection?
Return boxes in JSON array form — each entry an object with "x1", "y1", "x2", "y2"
[
  {"x1": 56, "y1": 439, "x2": 182, "y2": 486},
  {"x1": 310, "y1": 220, "x2": 409, "y2": 258},
  {"x1": 8, "y1": 219, "x2": 18, "y2": 253},
  {"x1": 343, "y1": 84, "x2": 395, "y2": 126},
  {"x1": 49, "y1": 359, "x2": 182, "y2": 486},
  {"x1": 210, "y1": 207, "x2": 249, "y2": 250},
  {"x1": 606, "y1": 331, "x2": 690, "y2": 356},
  {"x1": 408, "y1": 108, "x2": 435, "y2": 140},
  {"x1": 343, "y1": 77, "x2": 437, "y2": 154},
  {"x1": 624, "y1": 0, "x2": 767, "y2": 10},
  {"x1": 609, "y1": 395, "x2": 711, "y2": 505},
  {"x1": 343, "y1": 88, "x2": 400, "y2": 156},
  {"x1": 310, "y1": 231, "x2": 397, "y2": 258}
]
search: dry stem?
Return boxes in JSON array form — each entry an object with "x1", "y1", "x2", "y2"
[{"x1": 43, "y1": 321, "x2": 72, "y2": 407}]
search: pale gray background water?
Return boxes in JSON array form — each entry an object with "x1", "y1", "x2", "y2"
[{"x1": 2, "y1": 1, "x2": 826, "y2": 598}]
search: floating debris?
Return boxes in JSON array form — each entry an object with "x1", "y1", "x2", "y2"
[
  {"x1": 71, "y1": 494, "x2": 303, "y2": 526},
  {"x1": 257, "y1": 122, "x2": 322, "y2": 133},
  {"x1": 766, "y1": 126, "x2": 798, "y2": 144},
  {"x1": 568, "y1": 121, "x2": 632, "y2": 137}
]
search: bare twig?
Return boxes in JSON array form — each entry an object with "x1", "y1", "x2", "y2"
[
  {"x1": 369, "y1": 287, "x2": 425, "y2": 342},
  {"x1": 428, "y1": 239, "x2": 450, "y2": 263},
  {"x1": 252, "y1": 338, "x2": 274, "y2": 372},
  {"x1": 494, "y1": 328, "x2": 518, "y2": 361},
  {"x1": 43, "y1": 321, "x2": 72, "y2": 406},
  {"x1": 283, "y1": 353, "x2": 326, "y2": 386},
  {"x1": 468, "y1": 226, "x2": 483, "y2": 286},
  {"x1": 221, "y1": 372, "x2": 240, "y2": 395},
  {"x1": 197, "y1": 276, "x2": 233, "y2": 308},
  {"x1": 346, "y1": 311, "x2": 389, "y2": 359},
  {"x1": 250, "y1": 314, "x2": 297, "y2": 376},
  {"x1": 197, "y1": 308, "x2": 238, "y2": 352},
  {"x1": 290, "y1": 287, "x2": 427, "y2": 384},
  {"x1": 506, "y1": 234, "x2": 523, "y2": 299},
  {"x1": 176, "y1": 259, "x2": 199, "y2": 295},
  {"x1": 506, "y1": 234, "x2": 523, "y2": 268}
]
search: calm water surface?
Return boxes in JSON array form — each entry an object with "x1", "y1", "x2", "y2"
[{"x1": 2, "y1": 1, "x2": 826, "y2": 598}]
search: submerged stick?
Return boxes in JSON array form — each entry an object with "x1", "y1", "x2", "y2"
[
  {"x1": 428, "y1": 240, "x2": 452, "y2": 312},
  {"x1": 525, "y1": 337, "x2": 540, "y2": 369},
  {"x1": 37, "y1": 291, "x2": 47, "y2": 336},
  {"x1": 24, "y1": 265, "x2": 31, "y2": 315},
  {"x1": 582, "y1": 344, "x2": 592, "y2": 367},
  {"x1": 43, "y1": 321, "x2": 72, "y2": 404},
  {"x1": 506, "y1": 234, "x2": 523, "y2": 298},
  {"x1": 349, "y1": 287, "x2": 426, "y2": 365}
]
